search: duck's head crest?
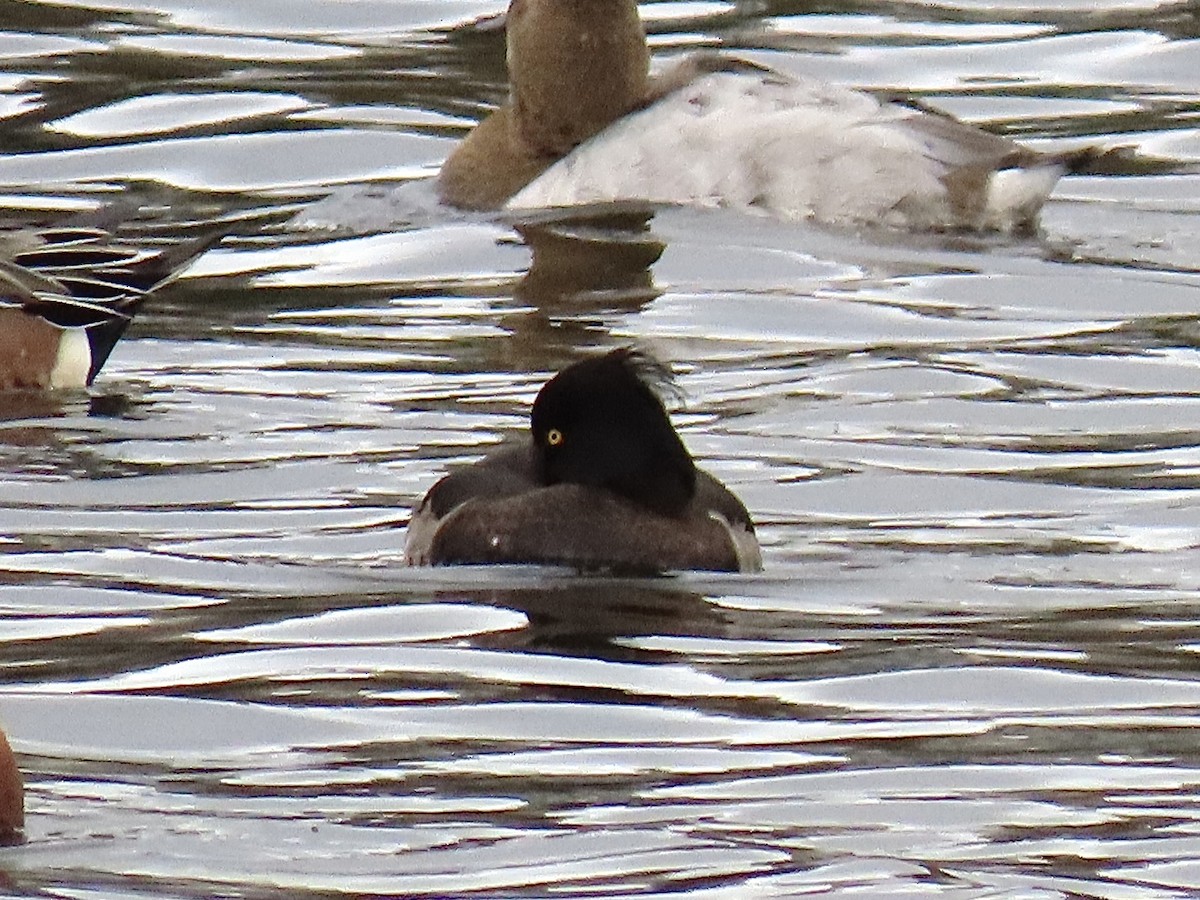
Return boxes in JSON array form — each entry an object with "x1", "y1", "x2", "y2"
[{"x1": 530, "y1": 347, "x2": 697, "y2": 517}]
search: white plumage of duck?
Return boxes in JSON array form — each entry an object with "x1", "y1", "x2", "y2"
[{"x1": 438, "y1": 0, "x2": 1095, "y2": 232}]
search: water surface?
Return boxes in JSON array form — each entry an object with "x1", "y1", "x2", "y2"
[{"x1": 1, "y1": 0, "x2": 1200, "y2": 897}]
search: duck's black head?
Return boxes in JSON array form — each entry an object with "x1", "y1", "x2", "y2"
[{"x1": 530, "y1": 348, "x2": 697, "y2": 517}]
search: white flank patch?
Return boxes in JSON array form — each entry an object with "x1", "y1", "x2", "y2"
[
  {"x1": 708, "y1": 509, "x2": 764, "y2": 574},
  {"x1": 983, "y1": 163, "x2": 1067, "y2": 230},
  {"x1": 403, "y1": 495, "x2": 439, "y2": 566},
  {"x1": 49, "y1": 328, "x2": 91, "y2": 389}
]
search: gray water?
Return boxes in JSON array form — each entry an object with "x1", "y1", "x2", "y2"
[{"x1": 1, "y1": 1, "x2": 1200, "y2": 897}]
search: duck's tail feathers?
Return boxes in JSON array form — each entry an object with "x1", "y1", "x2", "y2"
[
  {"x1": 9, "y1": 202, "x2": 268, "y2": 385},
  {"x1": 1053, "y1": 143, "x2": 1146, "y2": 175},
  {"x1": 83, "y1": 307, "x2": 138, "y2": 383}
]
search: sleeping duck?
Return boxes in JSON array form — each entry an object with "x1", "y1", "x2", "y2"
[
  {"x1": 405, "y1": 348, "x2": 761, "y2": 573},
  {"x1": 438, "y1": 0, "x2": 1089, "y2": 231}
]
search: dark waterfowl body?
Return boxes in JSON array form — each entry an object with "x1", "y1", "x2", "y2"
[
  {"x1": 0, "y1": 225, "x2": 215, "y2": 391},
  {"x1": 406, "y1": 349, "x2": 761, "y2": 573}
]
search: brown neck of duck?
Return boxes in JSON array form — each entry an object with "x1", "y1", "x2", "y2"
[
  {"x1": 507, "y1": 0, "x2": 649, "y2": 158},
  {"x1": 438, "y1": 0, "x2": 651, "y2": 210}
]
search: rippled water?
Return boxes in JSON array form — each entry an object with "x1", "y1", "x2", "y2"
[{"x1": 1, "y1": 0, "x2": 1199, "y2": 896}]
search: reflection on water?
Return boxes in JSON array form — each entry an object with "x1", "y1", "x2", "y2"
[{"x1": 2, "y1": 0, "x2": 1200, "y2": 897}]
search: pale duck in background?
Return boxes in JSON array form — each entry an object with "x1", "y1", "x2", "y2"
[{"x1": 438, "y1": 0, "x2": 1093, "y2": 232}]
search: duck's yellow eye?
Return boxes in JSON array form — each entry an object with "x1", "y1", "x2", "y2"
[{"x1": 546, "y1": 428, "x2": 564, "y2": 447}]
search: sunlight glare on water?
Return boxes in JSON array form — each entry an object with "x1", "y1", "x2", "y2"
[{"x1": 1, "y1": 0, "x2": 1200, "y2": 897}]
